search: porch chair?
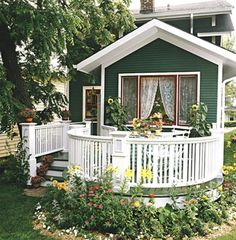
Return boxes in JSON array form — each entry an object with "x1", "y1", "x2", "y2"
[{"x1": 171, "y1": 126, "x2": 192, "y2": 138}]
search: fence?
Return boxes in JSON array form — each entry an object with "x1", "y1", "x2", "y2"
[{"x1": 68, "y1": 129, "x2": 224, "y2": 189}]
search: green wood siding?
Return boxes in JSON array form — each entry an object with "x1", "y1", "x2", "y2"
[
  {"x1": 105, "y1": 39, "x2": 218, "y2": 123},
  {"x1": 70, "y1": 68, "x2": 101, "y2": 122}
]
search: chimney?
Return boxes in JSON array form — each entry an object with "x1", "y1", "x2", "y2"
[{"x1": 140, "y1": 0, "x2": 155, "y2": 14}]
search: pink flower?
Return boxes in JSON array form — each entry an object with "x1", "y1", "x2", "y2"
[
  {"x1": 85, "y1": 220, "x2": 89, "y2": 225},
  {"x1": 80, "y1": 193, "x2": 85, "y2": 198},
  {"x1": 98, "y1": 204, "x2": 103, "y2": 209},
  {"x1": 87, "y1": 202, "x2": 92, "y2": 207},
  {"x1": 93, "y1": 204, "x2": 97, "y2": 208},
  {"x1": 90, "y1": 215, "x2": 94, "y2": 219},
  {"x1": 107, "y1": 189, "x2": 113, "y2": 193}
]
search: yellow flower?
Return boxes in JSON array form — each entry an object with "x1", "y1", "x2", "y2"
[
  {"x1": 107, "y1": 98, "x2": 114, "y2": 105},
  {"x1": 52, "y1": 179, "x2": 58, "y2": 187},
  {"x1": 140, "y1": 168, "x2": 152, "y2": 181},
  {"x1": 132, "y1": 118, "x2": 138, "y2": 129},
  {"x1": 105, "y1": 164, "x2": 118, "y2": 174},
  {"x1": 233, "y1": 163, "x2": 236, "y2": 167},
  {"x1": 133, "y1": 201, "x2": 140, "y2": 208},
  {"x1": 124, "y1": 168, "x2": 133, "y2": 180},
  {"x1": 202, "y1": 195, "x2": 209, "y2": 200},
  {"x1": 226, "y1": 141, "x2": 232, "y2": 148},
  {"x1": 233, "y1": 153, "x2": 236, "y2": 159},
  {"x1": 223, "y1": 170, "x2": 229, "y2": 175},
  {"x1": 218, "y1": 186, "x2": 223, "y2": 192},
  {"x1": 192, "y1": 104, "x2": 199, "y2": 111}
]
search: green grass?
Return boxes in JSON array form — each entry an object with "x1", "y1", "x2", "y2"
[
  {"x1": 224, "y1": 129, "x2": 236, "y2": 165},
  {"x1": 0, "y1": 183, "x2": 51, "y2": 240}
]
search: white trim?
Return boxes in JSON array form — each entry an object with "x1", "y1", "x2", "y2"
[
  {"x1": 212, "y1": 16, "x2": 216, "y2": 27},
  {"x1": 82, "y1": 86, "x2": 101, "y2": 121},
  {"x1": 118, "y1": 72, "x2": 200, "y2": 125},
  {"x1": 75, "y1": 19, "x2": 236, "y2": 80},
  {"x1": 101, "y1": 66, "x2": 105, "y2": 126},
  {"x1": 197, "y1": 31, "x2": 231, "y2": 37},
  {"x1": 190, "y1": 13, "x2": 194, "y2": 34},
  {"x1": 217, "y1": 64, "x2": 223, "y2": 128}
]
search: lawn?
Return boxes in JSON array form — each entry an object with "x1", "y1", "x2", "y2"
[
  {"x1": 0, "y1": 129, "x2": 236, "y2": 240},
  {"x1": 0, "y1": 183, "x2": 51, "y2": 240}
]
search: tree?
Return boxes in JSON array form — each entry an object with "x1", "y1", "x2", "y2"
[{"x1": 0, "y1": 0, "x2": 135, "y2": 132}]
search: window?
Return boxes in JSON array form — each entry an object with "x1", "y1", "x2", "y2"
[
  {"x1": 83, "y1": 87, "x2": 101, "y2": 121},
  {"x1": 121, "y1": 74, "x2": 198, "y2": 125}
]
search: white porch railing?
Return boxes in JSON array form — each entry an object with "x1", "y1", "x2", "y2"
[
  {"x1": 68, "y1": 129, "x2": 224, "y2": 189},
  {"x1": 20, "y1": 121, "x2": 91, "y2": 183}
]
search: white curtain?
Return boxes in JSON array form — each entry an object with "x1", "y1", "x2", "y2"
[
  {"x1": 140, "y1": 77, "x2": 159, "y2": 119},
  {"x1": 179, "y1": 76, "x2": 197, "y2": 124},
  {"x1": 159, "y1": 77, "x2": 175, "y2": 121}
]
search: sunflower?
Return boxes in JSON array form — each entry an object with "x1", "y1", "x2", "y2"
[
  {"x1": 107, "y1": 98, "x2": 114, "y2": 105},
  {"x1": 191, "y1": 104, "x2": 199, "y2": 111}
]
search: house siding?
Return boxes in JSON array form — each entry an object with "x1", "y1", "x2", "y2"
[
  {"x1": 105, "y1": 39, "x2": 218, "y2": 123},
  {"x1": 70, "y1": 67, "x2": 101, "y2": 122},
  {"x1": 0, "y1": 126, "x2": 20, "y2": 158}
]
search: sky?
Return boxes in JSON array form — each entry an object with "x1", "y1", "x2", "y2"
[{"x1": 130, "y1": 0, "x2": 236, "y2": 37}]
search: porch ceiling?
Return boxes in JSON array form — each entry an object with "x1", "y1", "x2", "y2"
[{"x1": 75, "y1": 19, "x2": 236, "y2": 80}]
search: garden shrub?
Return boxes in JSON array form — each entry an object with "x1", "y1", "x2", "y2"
[
  {"x1": 224, "y1": 121, "x2": 236, "y2": 128},
  {"x1": 0, "y1": 140, "x2": 29, "y2": 186},
  {"x1": 36, "y1": 164, "x2": 236, "y2": 240}
]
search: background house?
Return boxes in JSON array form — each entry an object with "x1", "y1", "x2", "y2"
[{"x1": 70, "y1": 0, "x2": 236, "y2": 133}]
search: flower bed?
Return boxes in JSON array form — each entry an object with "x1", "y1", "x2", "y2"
[{"x1": 34, "y1": 163, "x2": 236, "y2": 240}]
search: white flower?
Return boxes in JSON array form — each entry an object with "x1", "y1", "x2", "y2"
[
  {"x1": 66, "y1": 229, "x2": 70, "y2": 234},
  {"x1": 43, "y1": 224, "x2": 47, "y2": 229}
]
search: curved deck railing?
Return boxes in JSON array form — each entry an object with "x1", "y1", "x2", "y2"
[{"x1": 68, "y1": 129, "x2": 223, "y2": 189}]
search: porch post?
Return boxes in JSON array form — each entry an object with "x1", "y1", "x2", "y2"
[
  {"x1": 211, "y1": 126, "x2": 224, "y2": 178},
  {"x1": 20, "y1": 123, "x2": 37, "y2": 185},
  {"x1": 110, "y1": 131, "x2": 130, "y2": 191},
  {"x1": 61, "y1": 120, "x2": 71, "y2": 152}
]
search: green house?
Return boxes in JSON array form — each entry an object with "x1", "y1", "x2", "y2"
[{"x1": 70, "y1": 15, "x2": 236, "y2": 131}]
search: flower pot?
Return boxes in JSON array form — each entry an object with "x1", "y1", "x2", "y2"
[
  {"x1": 25, "y1": 117, "x2": 33, "y2": 123},
  {"x1": 32, "y1": 183, "x2": 41, "y2": 188}
]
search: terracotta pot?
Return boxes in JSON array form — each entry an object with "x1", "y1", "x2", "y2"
[
  {"x1": 32, "y1": 183, "x2": 41, "y2": 188},
  {"x1": 25, "y1": 117, "x2": 33, "y2": 123}
]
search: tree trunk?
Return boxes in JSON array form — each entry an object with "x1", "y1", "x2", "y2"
[{"x1": 0, "y1": 23, "x2": 32, "y2": 107}]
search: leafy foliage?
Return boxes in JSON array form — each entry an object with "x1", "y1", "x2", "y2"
[
  {"x1": 0, "y1": 140, "x2": 30, "y2": 186},
  {"x1": 0, "y1": 0, "x2": 135, "y2": 132},
  {"x1": 37, "y1": 164, "x2": 236, "y2": 240},
  {"x1": 106, "y1": 97, "x2": 128, "y2": 130},
  {"x1": 188, "y1": 102, "x2": 211, "y2": 137}
]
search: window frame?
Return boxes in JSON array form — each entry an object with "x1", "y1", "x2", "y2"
[{"x1": 119, "y1": 72, "x2": 200, "y2": 126}]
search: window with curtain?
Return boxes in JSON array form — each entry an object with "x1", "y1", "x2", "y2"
[
  {"x1": 179, "y1": 76, "x2": 197, "y2": 125},
  {"x1": 121, "y1": 74, "x2": 198, "y2": 125},
  {"x1": 122, "y1": 76, "x2": 138, "y2": 121}
]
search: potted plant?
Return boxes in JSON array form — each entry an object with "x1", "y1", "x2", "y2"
[
  {"x1": 31, "y1": 176, "x2": 45, "y2": 188},
  {"x1": 61, "y1": 108, "x2": 70, "y2": 120},
  {"x1": 19, "y1": 108, "x2": 36, "y2": 123}
]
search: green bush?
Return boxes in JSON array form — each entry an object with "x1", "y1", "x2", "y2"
[
  {"x1": 0, "y1": 140, "x2": 29, "y2": 186},
  {"x1": 224, "y1": 121, "x2": 236, "y2": 128},
  {"x1": 35, "y1": 164, "x2": 236, "y2": 239}
]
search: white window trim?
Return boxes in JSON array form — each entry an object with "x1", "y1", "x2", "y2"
[
  {"x1": 82, "y1": 86, "x2": 101, "y2": 122},
  {"x1": 118, "y1": 72, "x2": 200, "y2": 125}
]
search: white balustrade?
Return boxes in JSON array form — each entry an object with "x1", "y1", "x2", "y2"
[
  {"x1": 68, "y1": 128, "x2": 223, "y2": 189},
  {"x1": 20, "y1": 121, "x2": 91, "y2": 184},
  {"x1": 68, "y1": 129, "x2": 113, "y2": 177}
]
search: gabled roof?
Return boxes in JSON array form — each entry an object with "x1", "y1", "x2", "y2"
[
  {"x1": 75, "y1": 19, "x2": 236, "y2": 80},
  {"x1": 132, "y1": 0, "x2": 233, "y2": 21}
]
